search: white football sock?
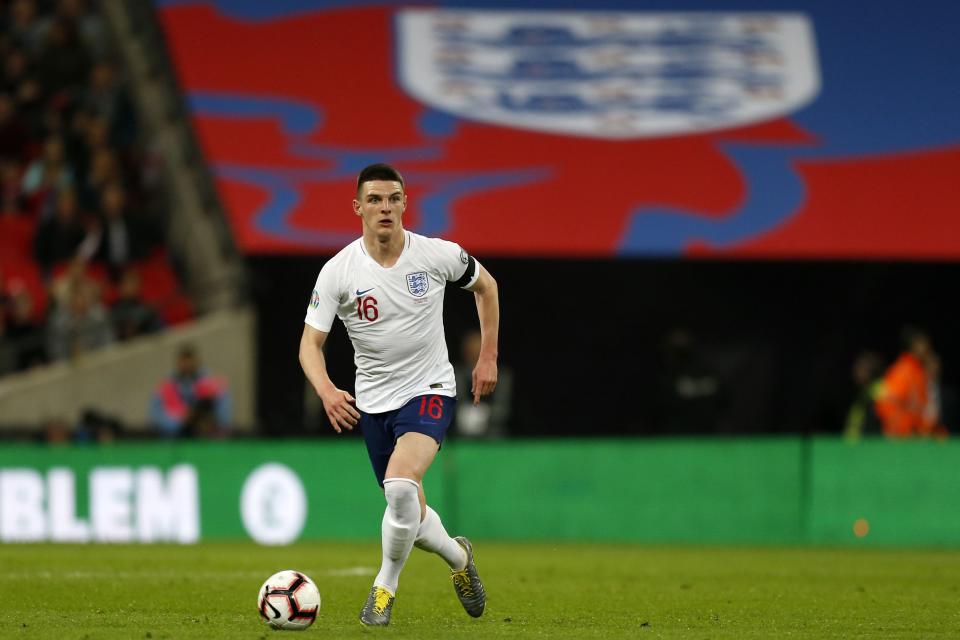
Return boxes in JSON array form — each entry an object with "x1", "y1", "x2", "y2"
[
  {"x1": 414, "y1": 505, "x2": 468, "y2": 571},
  {"x1": 373, "y1": 477, "x2": 421, "y2": 594}
]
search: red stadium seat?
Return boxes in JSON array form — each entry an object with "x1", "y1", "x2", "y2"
[
  {"x1": 136, "y1": 249, "x2": 194, "y2": 325},
  {"x1": 0, "y1": 215, "x2": 35, "y2": 261},
  {"x1": 0, "y1": 255, "x2": 48, "y2": 321}
]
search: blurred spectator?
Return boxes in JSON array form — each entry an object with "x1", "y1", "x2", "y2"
[
  {"x1": 32, "y1": 188, "x2": 86, "y2": 274},
  {"x1": 81, "y1": 145, "x2": 121, "y2": 206},
  {"x1": 39, "y1": 98, "x2": 69, "y2": 139},
  {"x1": 4, "y1": 282, "x2": 45, "y2": 369},
  {"x1": 11, "y1": 60, "x2": 45, "y2": 139},
  {"x1": 3, "y1": 44, "x2": 33, "y2": 94},
  {"x1": 46, "y1": 270, "x2": 113, "y2": 360},
  {"x1": 90, "y1": 181, "x2": 156, "y2": 279},
  {"x1": 453, "y1": 328, "x2": 512, "y2": 438},
  {"x1": 41, "y1": 415, "x2": 72, "y2": 444},
  {"x1": 21, "y1": 133, "x2": 74, "y2": 217},
  {"x1": 47, "y1": 255, "x2": 93, "y2": 307},
  {"x1": 0, "y1": 157, "x2": 28, "y2": 213},
  {"x1": 150, "y1": 344, "x2": 231, "y2": 438},
  {"x1": 82, "y1": 60, "x2": 135, "y2": 146},
  {"x1": 875, "y1": 326, "x2": 944, "y2": 438},
  {"x1": 0, "y1": 91, "x2": 29, "y2": 160},
  {"x1": 70, "y1": 112, "x2": 110, "y2": 207},
  {"x1": 842, "y1": 350, "x2": 884, "y2": 441},
  {"x1": 50, "y1": 0, "x2": 108, "y2": 61},
  {"x1": 922, "y1": 354, "x2": 957, "y2": 436},
  {"x1": 110, "y1": 268, "x2": 162, "y2": 341},
  {"x1": 653, "y1": 328, "x2": 727, "y2": 435},
  {"x1": 7, "y1": 0, "x2": 45, "y2": 54},
  {"x1": 74, "y1": 407, "x2": 122, "y2": 443},
  {"x1": 81, "y1": 111, "x2": 109, "y2": 154},
  {"x1": 38, "y1": 409, "x2": 122, "y2": 444},
  {"x1": 35, "y1": 16, "x2": 90, "y2": 95},
  {"x1": 924, "y1": 353, "x2": 943, "y2": 432}
]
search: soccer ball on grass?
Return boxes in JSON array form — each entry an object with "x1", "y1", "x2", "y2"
[{"x1": 257, "y1": 570, "x2": 321, "y2": 630}]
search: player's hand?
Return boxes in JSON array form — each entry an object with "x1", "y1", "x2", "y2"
[
  {"x1": 472, "y1": 357, "x2": 498, "y2": 405},
  {"x1": 320, "y1": 388, "x2": 360, "y2": 433}
]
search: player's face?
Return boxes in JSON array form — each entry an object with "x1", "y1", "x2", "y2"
[{"x1": 354, "y1": 180, "x2": 406, "y2": 241}]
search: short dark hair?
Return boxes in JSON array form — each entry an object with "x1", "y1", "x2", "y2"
[
  {"x1": 356, "y1": 163, "x2": 404, "y2": 193},
  {"x1": 899, "y1": 325, "x2": 929, "y2": 350}
]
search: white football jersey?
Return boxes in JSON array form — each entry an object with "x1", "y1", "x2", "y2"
[{"x1": 304, "y1": 231, "x2": 480, "y2": 413}]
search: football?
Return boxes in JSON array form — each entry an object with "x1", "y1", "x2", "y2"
[{"x1": 257, "y1": 570, "x2": 321, "y2": 630}]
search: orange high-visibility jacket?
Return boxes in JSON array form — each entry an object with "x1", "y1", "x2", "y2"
[{"x1": 874, "y1": 353, "x2": 931, "y2": 437}]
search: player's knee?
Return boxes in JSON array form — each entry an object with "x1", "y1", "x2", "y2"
[
  {"x1": 385, "y1": 463, "x2": 421, "y2": 483},
  {"x1": 383, "y1": 477, "x2": 420, "y2": 524}
]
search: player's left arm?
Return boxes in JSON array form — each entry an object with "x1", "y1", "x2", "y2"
[{"x1": 465, "y1": 264, "x2": 499, "y2": 405}]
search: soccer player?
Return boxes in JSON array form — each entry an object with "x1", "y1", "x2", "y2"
[{"x1": 299, "y1": 163, "x2": 498, "y2": 626}]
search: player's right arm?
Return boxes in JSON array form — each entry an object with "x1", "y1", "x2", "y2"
[{"x1": 299, "y1": 323, "x2": 360, "y2": 433}]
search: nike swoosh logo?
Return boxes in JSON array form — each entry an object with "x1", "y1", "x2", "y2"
[{"x1": 356, "y1": 288, "x2": 375, "y2": 296}]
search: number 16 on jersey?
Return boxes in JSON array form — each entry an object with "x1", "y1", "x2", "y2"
[{"x1": 357, "y1": 296, "x2": 379, "y2": 321}]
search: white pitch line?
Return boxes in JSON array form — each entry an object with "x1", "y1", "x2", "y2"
[
  {"x1": 324, "y1": 567, "x2": 376, "y2": 577},
  {"x1": 0, "y1": 567, "x2": 376, "y2": 580}
]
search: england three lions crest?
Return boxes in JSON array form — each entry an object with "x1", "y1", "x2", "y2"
[
  {"x1": 397, "y1": 9, "x2": 820, "y2": 139},
  {"x1": 406, "y1": 272, "x2": 429, "y2": 297}
]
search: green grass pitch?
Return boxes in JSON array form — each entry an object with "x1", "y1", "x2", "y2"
[{"x1": 2, "y1": 542, "x2": 959, "y2": 638}]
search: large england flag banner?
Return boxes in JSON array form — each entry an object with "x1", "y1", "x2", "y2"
[{"x1": 157, "y1": 1, "x2": 960, "y2": 259}]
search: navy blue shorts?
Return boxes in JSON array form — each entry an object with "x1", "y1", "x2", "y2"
[{"x1": 359, "y1": 394, "x2": 456, "y2": 487}]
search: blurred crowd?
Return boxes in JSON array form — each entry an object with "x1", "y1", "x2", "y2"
[
  {"x1": 0, "y1": 0, "x2": 176, "y2": 377},
  {"x1": 844, "y1": 326, "x2": 953, "y2": 441}
]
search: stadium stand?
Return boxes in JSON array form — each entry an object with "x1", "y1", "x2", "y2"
[
  {"x1": 0, "y1": 0, "x2": 193, "y2": 374},
  {"x1": 0, "y1": 1, "x2": 251, "y2": 440}
]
